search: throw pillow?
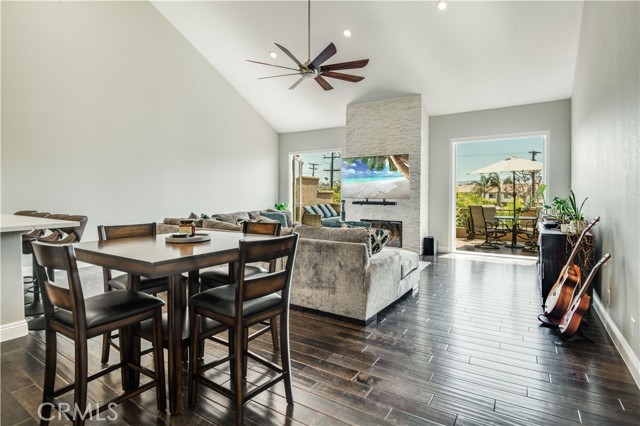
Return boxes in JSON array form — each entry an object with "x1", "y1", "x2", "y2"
[
  {"x1": 370, "y1": 228, "x2": 391, "y2": 254},
  {"x1": 201, "y1": 213, "x2": 211, "y2": 219},
  {"x1": 266, "y1": 208, "x2": 293, "y2": 227},
  {"x1": 214, "y1": 211, "x2": 250, "y2": 224},
  {"x1": 259, "y1": 211, "x2": 288, "y2": 228},
  {"x1": 202, "y1": 219, "x2": 242, "y2": 232},
  {"x1": 310, "y1": 205, "x2": 324, "y2": 216},
  {"x1": 189, "y1": 212, "x2": 199, "y2": 219},
  {"x1": 317, "y1": 204, "x2": 331, "y2": 218},
  {"x1": 325, "y1": 204, "x2": 339, "y2": 217},
  {"x1": 303, "y1": 205, "x2": 316, "y2": 215}
]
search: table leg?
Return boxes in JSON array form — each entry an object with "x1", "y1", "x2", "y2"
[
  {"x1": 168, "y1": 273, "x2": 183, "y2": 415},
  {"x1": 505, "y1": 223, "x2": 524, "y2": 249}
]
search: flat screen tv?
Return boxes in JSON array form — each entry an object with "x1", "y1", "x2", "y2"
[{"x1": 341, "y1": 154, "x2": 410, "y2": 199}]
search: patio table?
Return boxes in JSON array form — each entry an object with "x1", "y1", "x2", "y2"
[
  {"x1": 74, "y1": 230, "x2": 279, "y2": 415},
  {"x1": 494, "y1": 215, "x2": 536, "y2": 249}
]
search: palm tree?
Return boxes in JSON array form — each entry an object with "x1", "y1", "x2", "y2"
[
  {"x1": 345, "y1": 155, "x2": 410, "y2": 180},
  {"x1": 472, "y1": 174, "x2": 493, "y2": 198},
  {"x1": 488, "y1": 172, "x2": 503, "y2": 206}
]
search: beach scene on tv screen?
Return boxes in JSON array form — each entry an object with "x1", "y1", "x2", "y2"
[{"x1": 341, "y1": 154, "x2": 410, "y2": 199}]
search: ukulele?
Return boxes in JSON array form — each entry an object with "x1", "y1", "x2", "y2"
[
  {"x1": 543, "y1": 217, "x2": 599, "y2": 324},
  {"x1": 558, "y1": 253, "x2": 611, "y2": 337}
]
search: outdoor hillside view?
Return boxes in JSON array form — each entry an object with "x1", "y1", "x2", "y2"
[{"x1": 455, "y1": 135, "x2": 545, "y2": 256}]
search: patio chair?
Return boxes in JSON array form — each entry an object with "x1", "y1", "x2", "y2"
[{"x1": 469, "y1": 205, "x2": 507, "y2": 249}]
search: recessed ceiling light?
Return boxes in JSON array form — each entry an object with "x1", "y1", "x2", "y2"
[
  {"x1": 269, "y1": 51, "x2": 277, "y2": 58},
  {"x1": 436, "y1": 0, "x2": 448, "y2": 11},
  {"x1": 343, "y1": 28, "x2": 352, "y2": 38}
]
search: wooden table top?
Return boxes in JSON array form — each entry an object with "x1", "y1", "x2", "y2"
[{"x1": 74, "y1": 230, "x2": 279, "y2": 278}]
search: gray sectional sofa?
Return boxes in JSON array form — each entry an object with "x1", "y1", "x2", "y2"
[{"x1": 290, "y1": 226, "x2": 419, "y2": 324}]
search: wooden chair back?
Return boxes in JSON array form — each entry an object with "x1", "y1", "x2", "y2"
[
  {"x1": 97, "y1": 223, "x2": 157, "y2": 285},
  {"x1": 55, "y1": 215, "x2": 88, "y2": 243},
  {"x1": 242, "y1": 221, "x2": 281, "y2": 236},
  {"x1": 31, "y1": 242, "x2": 86, "y2": 328},
  {"x1": 236, "y1": 233, "x2": 298, "y2": 304},
  {"x1": 14, "y1": 210, "x2": 38, "y2": 216}
]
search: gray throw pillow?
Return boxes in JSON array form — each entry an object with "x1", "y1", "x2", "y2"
[
  {"x1": 310, "y1": 205, "x2": 324, "y2": 216},
  {"x1": 259, "y1": 211, "x2": 288, "y2": 227},
  {"x1": 317, "y1": 204, "x2": 331, "y2": 218},
  {"x1": 325, "y1": 204, "x2": 339, "y2": 217},
  {"x1": 214, "y1": 211, "x2": 250, "y2": 224},
  {"x1": 303, "y1": 205, "x2": 316, "y2": 215}
]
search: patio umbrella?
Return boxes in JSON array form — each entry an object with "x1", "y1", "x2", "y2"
[{"x1": 468, "y1": 156, "x2": 543, "y2": 219}]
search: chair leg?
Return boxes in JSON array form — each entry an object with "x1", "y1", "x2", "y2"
[
  {"x1": 73, "y1": 338, "x2": 89, "y2": 426},
  {"x1": 279, "y1": 313, "x2": 293, "y2": 404},
  {"x1": 234, "y1": 325, "x2": 245, "y2": 426},
  {"x1": 152, "y1": 309, "x2": 167, "y2": 412},
  {"x1": 40, "y1": 327, "x2": 57, "y2": 426},
  {"x1": 269, "y1": 317, "x2": 279, "y2": 349},
  {"x1": 188, "y1": 306, "x2": 200, "y2": 408},
  {"x1": 100, "y1": 332, "x2": 111, "y2": 364}
]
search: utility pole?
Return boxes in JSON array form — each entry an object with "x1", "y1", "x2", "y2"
[
  {"x1": 323, "y1": 152, "x2": 341, "y2": 189},
  {"x1": 528, "y1": 150, "x2": 542, "y2": 204},
  {"x1": 308, "y1": 163, "x2": 319, "y2": 177}
]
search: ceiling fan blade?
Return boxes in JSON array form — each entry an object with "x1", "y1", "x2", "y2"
[
  {"x1": 314, "y1": 75, "x2": 334, "y2": 91},
  {"x1": 246, "y1": 60, "x2": 299, "y2": 72},
  {"x1": 321, "y1": 71, "x2": 364, "y2": 83},
  {"x1": 321, "y1": 59, "x2": 369, "y2": 72},
  {"x1": 310, "y1": 42, "x2": 337, "y2": 70},
  {"x1": 289, "y1": 77, "x2": 305, "y2": 90},
  {"x1": 258, "y1": 73, "x2": 303, "y2": 80},
  {"x1": 275, "y1": 43, "x2": 305, "y2": 69}
]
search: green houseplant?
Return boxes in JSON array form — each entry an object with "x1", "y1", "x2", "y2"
[
  {"x1": 546, "y1": 189, "x2": 587, "y2": 233},
  {"x1": 274, "y1": 202, "x2": 290, "y2": 211}
]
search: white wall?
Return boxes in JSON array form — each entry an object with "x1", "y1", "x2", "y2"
[
  {"x1": 278, "y1": 127, "x2": 346, "y2": 207},
  {"x1": 429, "y1": 100, "x2": 571, "y2": 252},
  {"x1": 571, "y1": 1, "x2": 640, "y2": 382},
  {"x1": 1, "y1": 1, "x2": 278, "y2": 242}
]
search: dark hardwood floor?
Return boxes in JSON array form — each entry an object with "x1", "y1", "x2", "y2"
[{"x1": 2, "y1": 255, "x2": 639, "y2": 425}]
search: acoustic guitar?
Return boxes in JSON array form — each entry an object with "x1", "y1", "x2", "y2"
[
  {"x1": 558, "y1": 253, "x2": 611, "y2": 337},
  {"x1": 542, "y1": 217, "x2": 599, "y2": 324}
]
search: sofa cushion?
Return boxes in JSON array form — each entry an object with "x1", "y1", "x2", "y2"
[
  {"x1": 370, "y1": 228, "x2": 391, "y2": 254},
  {"x1": 325, "y1": 204, "x2": 339, "y2": 217},
  {"x1": 164, "y1": 217, "x2": 203, "y2": 227},
  {"x1": 214, "y1": 211, "x2": 250, "y2": 224},
  {"x1": 386, "y1": 248, "x2": 419, "y2": 279},
  {"x1": 293, "y1": 225, "x2": 372, "y2": 254},
  {"x1": 202, "y1": 219, "x2": 242, "y2": 232},
  {"x1": 259, "y1": 211, "x2": 288, "y2": 227},
  {"x1": 266, "y1": 209, "x2": 294, "y2": 227},
  {"x1": 317, "y1": 204, "x2": 331, "y2": 218},
  {"x1": 303, "y1": 206, "x2": 316, "y2": 215}
]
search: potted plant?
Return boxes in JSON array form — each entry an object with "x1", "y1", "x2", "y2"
[
  {"x1": 274, "y1": 202, "x2": 290, "y2": 212},
  {"x1": 547, "y1": 189, "x2": 587, "y2": 233}
]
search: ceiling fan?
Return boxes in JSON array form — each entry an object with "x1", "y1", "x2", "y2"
[{"x1": 247, "y1": 0, "x2": 369, "y2": 91}]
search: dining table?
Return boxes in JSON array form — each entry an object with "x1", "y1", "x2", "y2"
[
  {"x1": 73, "y1": 229, "x2": 280, "y2": 415},
  {"x1": 494, "y1": 215, "x2": 536, "y2": 249}
]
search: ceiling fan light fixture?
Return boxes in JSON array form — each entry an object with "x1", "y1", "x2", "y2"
[
  {"x1": 343, "y1": 28, "x2": 352, "y2": 38},
  {"x1": 436, "y1": 0, "x2": 448, "y2": 11},
  {"x1": 269, "y1": 51, "x2": 277, "y2": 58}
]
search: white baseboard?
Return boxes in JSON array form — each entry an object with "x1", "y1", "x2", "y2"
[
  {"x1": 0, "y1": 320, "x2": 29, "y2": 342},
  {"x1": 593, "y1": 293, "x2": 640, "y2": 388}
]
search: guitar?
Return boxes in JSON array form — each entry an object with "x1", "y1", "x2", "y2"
[
  {"x1": 543, "y1": 217, "x2": 599, "y2": 324},
  {"x1": 558, "y1": 253, "x2": 611, "y2": 337}
]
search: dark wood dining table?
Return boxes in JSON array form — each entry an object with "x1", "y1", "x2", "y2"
[
  {"x1": 494, "y1": 215, "x2": 536, "y2": 249},
  {"x1": 74, "y1": 230, "x2": 279, "y2": 415}
]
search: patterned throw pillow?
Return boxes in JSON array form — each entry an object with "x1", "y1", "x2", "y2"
[
  {"x1": 370, "y1": 228, "x2": 391, "y2": 254},
  {"x1": 310, "y1": 205, "x2": 324, "y2": 216},
  {"x1": 317, "y1": 204, "x2": 331, "y2": 218},
  {"x1": 325, "y1": 204, "x2": 339, "y2": 217}
]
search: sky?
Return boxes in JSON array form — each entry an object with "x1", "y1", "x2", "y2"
[
  {"x1": 456, "y1": 136, "x2": 545, "y2": 183},
  {"x1": 294, "y1": 151, "x2": 342, "y2": 185}
]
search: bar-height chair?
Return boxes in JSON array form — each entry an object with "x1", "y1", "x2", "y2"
[
  {"x1": 31, "y1": 241, "x2": 166, "y2": 426},
  {"x1": 97, "y1": 222, "x2": 174, "y2": 364},
  {"x1": 199, "y1": 221, "x2": 282, "y2": 349},
  {"x1": 188, "y1": 233, "x2": 299, "y2": 426}
]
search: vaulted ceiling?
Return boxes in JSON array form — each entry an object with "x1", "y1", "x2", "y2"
[{"x1": 152, "y1": 1, "x2": 584, "y2": 133}]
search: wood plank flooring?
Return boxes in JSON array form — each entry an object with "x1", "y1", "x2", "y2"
[{"x1": 2, "y1": 254, "x2": 639, "y2": 425}]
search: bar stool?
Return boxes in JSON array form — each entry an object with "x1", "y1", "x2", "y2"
[
  {"x1": 188, "y1": 233, "x2": 299, "y2": 425},
  {"x1": 32, "y1": 241, "x2": 166, "y2": 426},
  {"x1": 199, "y1": 221, "x2": 282, "y2": 349}
]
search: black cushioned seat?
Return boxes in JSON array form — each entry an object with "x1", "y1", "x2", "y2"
[
  {"x1": 54, "y1": 290, "x2": 164, "y2": 329},
  {"x1": 108, "y1": 274, "x2": 179, "y2": 292},
  {"x1": 200, "y1": 265, "x2": 267, "y2": 287},
  {"x1": 190, "y1": 284, "x2": 281, "y2": 318}
]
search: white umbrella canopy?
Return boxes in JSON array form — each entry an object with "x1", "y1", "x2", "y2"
[{"x1": 468, "y1": 156, "x2": 543, "y2": 175}]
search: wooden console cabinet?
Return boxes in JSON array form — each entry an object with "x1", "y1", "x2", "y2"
[{"x1": 537, "y1": 223, "x2": 594, "y2": 305}]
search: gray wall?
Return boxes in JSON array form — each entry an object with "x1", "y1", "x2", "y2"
[
  {"x1": 572, "y1": 1, "x2": 640, "y2": 376},
  {"x1": 278, "y1": 127, "x2": 346, "y2": 207},
  {"x1": 1, "y1": 1, "x2": 278, "y2": 241},
  {"x1": 429, "y1": 100, "x2": 572, "y2": 252}
]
